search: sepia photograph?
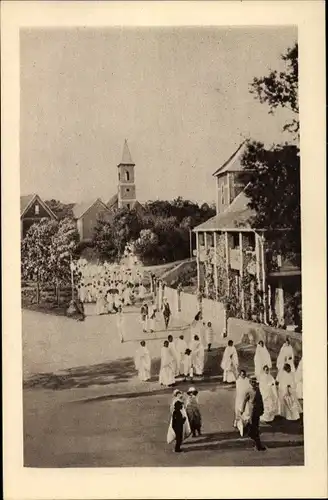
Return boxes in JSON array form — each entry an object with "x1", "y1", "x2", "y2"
[
  {"x1": 20, "y1": 24, "x2": 303, "y2": 468},
  {"x1": 2, "y1": 1, "x2": 326, "y2": 499}
]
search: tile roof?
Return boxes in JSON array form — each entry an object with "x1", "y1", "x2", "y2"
[
  {"x1": 72, "y1": 198, "x2": 110, "y2": 219},
  {"x1": 193, "y1": 189, "x2": 256, "y2": 232},
  {"x1": 212, "y1": 141, "x2": 247, "y2": 176}
]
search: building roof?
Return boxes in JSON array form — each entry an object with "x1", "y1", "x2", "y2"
[
  {"x1": 20, "y1": 193, "x2": 58, "y2": 220},
  {"x1": 107, "y1": 193, "x2": 119, "y2": 209},
  {"x1": 193, "y1": 188, "x2": 256, "y2": 232},
  {"x1": 72, "y1": 198, "x2": 110, "y2": 219},
  {"x1": 212, "y1": 141, "x2": 247, "y2": 177},
  {"x1": 119, "y1": 139, "x2": 134, "y2": 165}
]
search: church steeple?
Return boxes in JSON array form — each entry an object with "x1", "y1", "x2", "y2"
[{"x1": 117, "y1": 140, "x2": 136, "y2": 210}]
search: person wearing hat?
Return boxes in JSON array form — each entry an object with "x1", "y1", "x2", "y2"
[
  {"x1": 241, "y1": 376, "x2": 266, "y2": 451},
  {"x1": 186, "y1": 387, "x2": 202, "y2": 437}
]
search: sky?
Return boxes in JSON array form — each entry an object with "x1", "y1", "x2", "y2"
[{"x1": 20, "y1": 27, "x2": 297, "y2": 205}]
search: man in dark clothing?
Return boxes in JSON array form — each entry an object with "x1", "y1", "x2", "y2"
[
  {"x1": 243, "y1": 376, "x2": 266, "y2": 451},
  {"x1": 162, "y1": 298, "x2": 171, "y2": 330},
  {"x1": 172, "y1": 400, "x2": 186, "y2": 452}
]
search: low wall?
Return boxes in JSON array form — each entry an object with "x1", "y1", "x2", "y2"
[
  {"x1": 228, "y1": 317, "x2": 302, "y2": 357},
  {"x1": 161, "y1": 259, "x2": 196, "y2": 287}
]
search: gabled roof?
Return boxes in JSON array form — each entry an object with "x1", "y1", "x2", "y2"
[
  {"x1": 119, "y1": 139, "x2": 134, "y2": 165},
  {"x1": 212, "y1": 141, "x2": 248, "y2": 177},
  {"x1": 193, "y1": 188, "x2": 256, "y2": 232},
  {"x1": 20, "y1": 193, "x2": 58, "y2": 220},
  {"x1": 72, "y1": 198, "x2": 111, "y2": 219},
  {"x1": 107, "y1": 193, "x2": 118, "y2": 209}
]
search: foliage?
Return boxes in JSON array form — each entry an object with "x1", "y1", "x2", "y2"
[
  {"x1": 49, "y1": 218, "x2": 80, "y2": 285},
  {"x1": 45, "y1": 199, "x2": 75, "y2": 220},
  {"x1": 250, "y1": 43, "x2": 299, "y2": 136}
]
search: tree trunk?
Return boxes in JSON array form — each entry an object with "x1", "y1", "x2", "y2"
[{"x1": 36, "y1": 280, "x2": 40, "y2": 304}]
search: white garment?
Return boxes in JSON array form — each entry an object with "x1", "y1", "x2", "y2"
[
  {"x1": 234, "y1": 377, "x2": 251, "y2": 430},
  {"x1": 169, "y1": 342, "x2": 179, "y2": 376},
  {"x1": 183, "y1": 355, "x2": 193, "y2": 378},
  {"x1": 148, "y1": 304, "x2": 156, "y2": 332},
  {"x1": 277, "y1": 343, "x2": 295, "y2": 373},
  {"x1": 135, "y1": 346, "x2": 151, "y2": 381},
  {"x1": 205, "y1": 326, "x2": 214, "y2": 345},
  {"x1": 295, "y1": 358, "x2": 303, "y2": 399},
  {"x1": 116, "y1": 312, "x2": 125, "y2": 342},
  {"x1": 175, "y1": 338, "x2": 188, "y2": 374},
  {"x1": 259, "y1": 372, "x2": 279, "y2": 422},
  {"x1": 190, "y1": 339, "x2": 205, "y2": 376},
  {"x1": 139, "y1": 284, "x2": 146, "y2": 299},
  {"x1": 221, "y1": 345, "x2": 239, "y2": 383},
  {"x1": 123, "y1": 288, "x2": 131, "y2": 306},
  {"x1": 254, "y1": 344, "x2": 272, "y2": 378},
  {"x1": 159, "y1": 347, "x2": 175, "y2": 386},
  {"x1": 276, "y1": 369, "x2": 302, "y2": 420},
  {"x1": 190, "y1": 321, "x2": 202, "y2": 344}
]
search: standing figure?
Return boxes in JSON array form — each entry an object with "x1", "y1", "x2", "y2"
[
  {"x1": 170, "y1": 389, "x2": 185, "y2": 413},
  {"x1": 158, "y1": 279, "x2": 164, "y2": 310},
  {"x1": 276, "y1": 363, "x2": 302, "y2": 421},
  {"x1": 139, "y1": 282, "x2": 146, "y2": 301},
  {"x1": 186, "y1": 387, "x2": 202, "y2": 437},
  {"x1": 259, "y1": 365, "x2": 279, "y2": 422},
  {"x1": 175, "y1": 334, "x2": 188, "y2": 375},
  {"x1": 140, "y1": 302, "x2": 149, "y2": 333},
  {"x1": 241, "y1": 376, "x2": 266, "y2": 451},
  {"x1": 177, "y1": 283, "x2": 183, "y2": 313},
  {"x1": 168, "y1": 335, "x2": 179, "y2": 377},
  {"x1": 183, "y1": 348, "x2": 193, "y2": 381},
  {"x1": 254, "y1": 340, "x2": 272, "y2": 379},
  {"x1": 162, "y1": 298, "x2": 171, "y2": 330},
  {"x1": 190, "y1": 311, "x2": 202, "y2": 343},
  {"x1": 116, "y1": 305, "x2": 125, "y2": 343},
  {"x1": 205, "y1": 321, "x2": 214, "y2": 351},
  {"x1": 148, "y1": 300, "x2": 157, "y2": 333},
  {"x1": 234, "y1": 370, "x2": 251, "y2": 433},
  {"x1": 134, "y1": 341, "x2": 151, "y2": 381},
  {"x1": 190, "y1": 335, "x2": 205, "y2": 377},
  {"x1": 221, "y1": 340, "x2": 239, "y2": 383},
  {"x1": 159, "y1": 341, "x2": 175, "y2": 387},
  {"x1": 276, "y1": 336, "x2": 295, "y2": 374},
  {"x1": 170, "y1": 401, "x2": 186, "y2": 453},
  {"x1": 295, "y1": 358, "x2": 303, "y2": 400},
  {"x1": 123, "y1": 285, "x2": 131, "y2": 306}
]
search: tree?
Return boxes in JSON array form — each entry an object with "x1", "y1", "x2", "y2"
[
  {"x1": 45, "y1": 199, "x2": 75, "y2": 220},
  {"x1": 250, "y1": 43, "x2": 299, "y2": 136}
]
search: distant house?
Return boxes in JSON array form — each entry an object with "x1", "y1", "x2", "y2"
[
  {"x1": 20, "y1": 193, "x2": 57, "y2": 239},
  {"x1": 72, "y1": 198, "x2": 112, "y2": 242}
]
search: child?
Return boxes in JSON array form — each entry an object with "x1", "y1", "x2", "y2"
[
  {"x1": 205, "y1": 321, "x2": 214, "y2": 351},
  {"x1": 183, "y1": 348, "x2": 193, "y2": 381},
  {"x1": 186, "y1": 387, "x2": 202, "y2": 437},
  {"x1": 171, "y1": 400, "x2": 186, "y2": 452}
]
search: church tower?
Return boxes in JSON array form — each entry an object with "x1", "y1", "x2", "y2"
[{"x1": 117, "y1": 139, "x2": 136, "y2": 210}]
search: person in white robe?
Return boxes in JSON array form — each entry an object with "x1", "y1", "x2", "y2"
[
  {"x1": 116, "y1": 305, "x2": 125, "y2": 343},
  {"x1": 295, "y1": 358, "x2": 303, "y2": 400},
  {"x1": 140, "y1": 302, "x2": 148, "y2": 333},
  {"x1": 276, "y1": 363, "x2": 302, "y2": 421},
  {"x1": 96, "y1": 289, "x2": 106, "y2": 315},
  {"x1": 183, "y1": 349, "x2": 193, "y2": 381},
  {"x1": 159, "y1": 341, "x2": 175, "y2": 386},
  {"x1": 134, "y1": 341, "x2": 151, "y2": 381},
  {"x1": 190, "y1": 335, "x2": 205, "y2": 376},
  {"x1": 123, "y1": 286, "x2": 131, "y2": 306},
  {"x1": 158, "y1": 280, "x2": 164, "y2": 310},
  {"x1": 139, "y1": 283, "x2": 146, "y2": 300},
  {"x1": 190, "y1": 312, "x2": 202, "y2": 344},
  {"x1": 254, "y1": 340, "x2": 272, "y2": 379},
  {"x1": 175, "y1": 335, "x2": 188, "y2": 375},
  {"x1": 221, "y1": 340, "x2": 239, "y2": 383},
  {"x1": 234, "y1": 370, "x2": 251, "y2": 431},
  {"x1": 205, "y1": 321, "x2": 214, "y2": 351},
  {"x1": 148, "y1": 301, "x2": 157, "y2": 333},
  {"x1": 168, "y1": 335, "x2": 179, "y2": 377},
  {"x1": 259, "y1": 365, "x2": 279, "y2": 422},
  {"x1": 276, "y1": 337, "x2": 295, "y2": 374}
]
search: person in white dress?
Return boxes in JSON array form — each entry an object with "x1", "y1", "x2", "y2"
[
  {"x1": 183, "y1": 348, "x2": 193, "y2": 381},
  {"x1": 221, "y1": 340, "x2": 239, "y2": 383},
  {"x1": 123, "y1": 286, "x2": 131, "y2": 306},
  {"x1": 159, "y1": 341, "x2": 175, "y2": 387},
  {"x1": 234, "y1": 370, "x2": 251, "y2": 433},
  {"x1": 205, "y1": 321, "x2": 214, "y2": 352},
  {"x1": 276, "y1": 336, "x2": 295, "y2": 374},
  {"x1": 139, "y1": 283, "x2": 146, "y2": 300},
  {"x1": 135, "y1": 341, "x2": 151, "y2": 381},
  {"x1": 116, "y1": 305, "x2": 125, "y2": 343},
  {"x1": 168, "y1": 335, "x2": 179, "y2": 377},
  {"x1": 276, "y1": 363, "x2": 302, "y2": 421},
  {"x1": 148, "y1": 300, "x2": 156, "y2": 333},
  {"x1": 190, "y1": 335, "x2": 205, "y2": 376},
  {"x1": 259, "y1": 365, "x2": 279, "y2": 422},
  {"x1": 190, "y1": 312, "x2": 202, "y2": 344},
  {"x1": 295, "y1": 358, "x2": 303, "y2": 400},
  {"x1": 175, "y1": 335, "x2": 188, "y2": 375},
  {"x1": 254, "y1": 340, "x2": 272, "y2": 379}
]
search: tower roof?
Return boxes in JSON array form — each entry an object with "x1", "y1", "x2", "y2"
[{"x1": 119, "y1": 139, "x2": 135, "y2": 165}]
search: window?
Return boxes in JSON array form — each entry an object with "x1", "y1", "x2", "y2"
[
  {"x1": 126, "y1": 203, "x2": 130, "y2": 210},
  {"x1": 118, "y1": 173, "x2": 121, "y2": 181},
  {"x1": 221, "y1": 184, "x2": 225, "y2": 205},
  {"x1": 232, "y1": 232, "x2": 239, "y2": 249},
  {"x1": 198, "y1": 233, "x2": 205, "y2": 246},
  {"x1": 245, "y1": 232, "x2": 256, "y2": 251},
  {"x1": 35, "y1": 203, "x2": 40, "y2": 215},
  {"x1": 125, "y1": 171, "x2": 130, "y2": 182},
  {"x1": 207, "y1": 233, "x2": 214, "y2": 247},
  {"x1": 126, "y1": 188, "x2": 130, "y2": 193}
]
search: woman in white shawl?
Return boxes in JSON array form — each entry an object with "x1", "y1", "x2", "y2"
[
  {"x1": 190, "y1": 335, "x2": 205, "y2": 376},
  {"x1": 234, "y1": 370, "x2": 251, "y2": 432},
  {"x1": 254, "y1": 340, "x2": 272, "y2": 379},
  {"x1": 276, "y1": 336, "x2": 295, "y2": 374},
  {"x1": 259, "y1": 365, "x2": 279, "y2": 422},
  {"x1": 148, "y1": 300, "x2": 157, "y2": 333},
  {"x1": 175, "y1": 335, "x2": 188, "y2": 375},
  {"x1": 134, "y1": 341, "x2": 151, "y2": 381},
  {"x1": 159, "y1": 341, "x2": 175, "y2": 387},
  {"x1": 276, "y1": 363, "x2": 302, "y2": 421},
  {"x1": 295, "y1": 358, "x2": 303, "y2": 400},
  {"x1": 221, "y1": 340, "x2": 239, "y2": 383}
]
